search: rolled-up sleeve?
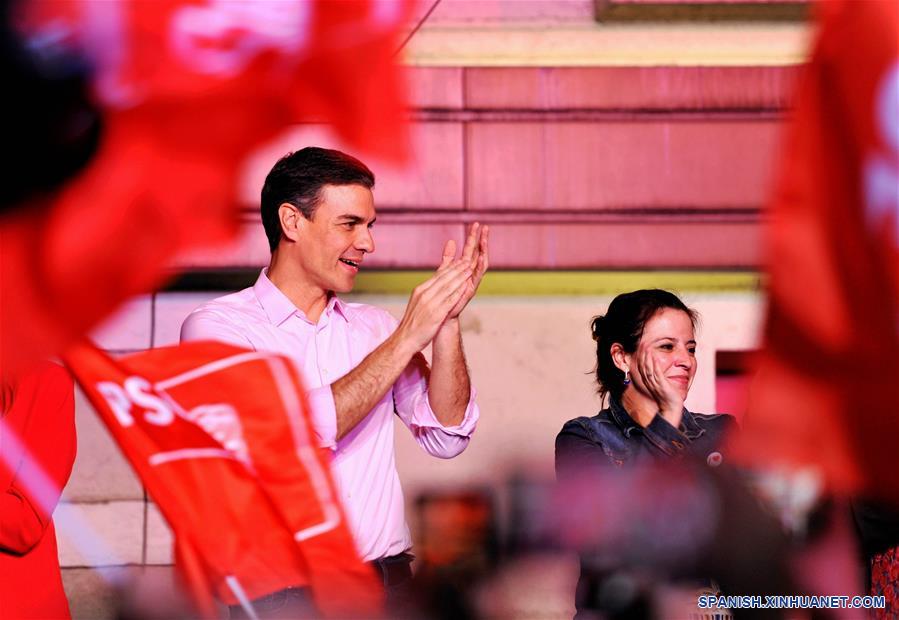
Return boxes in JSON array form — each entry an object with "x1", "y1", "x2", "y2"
[{"x1": 392, "y1": 352, "x2": 479, "y2": 459}]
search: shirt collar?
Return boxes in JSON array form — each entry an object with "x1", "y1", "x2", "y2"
[
  {"x1": 679, "y1": 408, "x2": 704, "y2": 439},
  {"x1": 608, "y1": 395, "x2": 703, "y2": 440},
  {"x1": 329, "y1": 296, "x2": 351, "y2": 322},
  {"x1": 608, "y1": 395, "x2": 642, "y2": 438},
  {"x1": 253, "y1": 269, "x2": 351, "y2": 326}
]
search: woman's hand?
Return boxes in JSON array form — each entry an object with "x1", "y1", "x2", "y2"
[{"x1": 633, "y1": 346, "x2": 684, "y2": 429}]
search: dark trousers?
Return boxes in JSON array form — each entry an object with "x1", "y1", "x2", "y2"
[
  {"x1": 228, "y1": 552, "x2": 415, "y2": 619},
  {"x1": 371, "y1": 551, "x2": 415, "y2": 610}
]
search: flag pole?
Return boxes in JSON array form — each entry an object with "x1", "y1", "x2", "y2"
[{"x1": 394, "y1": 0, "x2": 443, "y2": 58}]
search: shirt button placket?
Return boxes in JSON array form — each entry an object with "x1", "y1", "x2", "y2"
[{"x1": 316, "y1": 327, "x2": 329, "y2": 384}]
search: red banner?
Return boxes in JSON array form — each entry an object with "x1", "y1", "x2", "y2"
[
  {"x1": 63, "y1": 340, "x2": 383, "y2": 617},
  {"x1": 733, "y1": 0, "x2": 899, "y2": 499},
  {"x1": 2, "y1": 0, "x2": 414, "y2": 374}
]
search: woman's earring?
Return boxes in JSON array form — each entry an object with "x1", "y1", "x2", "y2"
[{"x1": 623, "y1": 370, "x2": 631, "y2": 385}]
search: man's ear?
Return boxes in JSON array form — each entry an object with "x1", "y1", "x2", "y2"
[
  {"x1": 278, "y1": 203, "x2": 303, "y2": 243},
  {"x1": 610, "y1": 343, "x2": 630, "y2": 374}
]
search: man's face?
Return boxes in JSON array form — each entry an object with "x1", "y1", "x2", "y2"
[{"x1": 294, "y1": 183, "x2": 376, "y2": 295}]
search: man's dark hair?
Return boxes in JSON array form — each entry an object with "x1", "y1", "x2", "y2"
[
  {"x1": 591, "y1": 289, "x2": 699, "y2": 400},
  {"x1": 260, "y1": 147, "x2": 375, "y2": 252}
]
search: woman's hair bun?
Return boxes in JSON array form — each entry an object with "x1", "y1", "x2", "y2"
[{"x1": 591, "y1": 315, "x2": 604, "y2": 341}]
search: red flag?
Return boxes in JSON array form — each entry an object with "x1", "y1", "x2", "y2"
[
  {"x1": 63, "y1": 340, "x2": 383, "y2": 618},
  {"x1": 2, "y1": 0, "x2": 414, "y2": 373},
  {"x1": 733, "y1": 0, "x2": 899, "y2": 499}
]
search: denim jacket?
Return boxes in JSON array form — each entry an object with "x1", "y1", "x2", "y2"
[
  {"x1": 554, "y1": 397, "x2": 736, "y2": 618},
  {"x1": 555, "y1": 396, "x2": 735, "y2": 474}
]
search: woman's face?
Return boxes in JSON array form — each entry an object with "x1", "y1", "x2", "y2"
[{"x1": 633, "y1": 308, "x2": 697, "y2": 400}]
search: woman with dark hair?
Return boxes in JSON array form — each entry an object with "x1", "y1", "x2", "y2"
[
  {"x1": 556, "y1": 289, "x2": 733, "y2": 472},
  {"x1": 555, "y1": 289, "x2": 736, "y2": 618}
]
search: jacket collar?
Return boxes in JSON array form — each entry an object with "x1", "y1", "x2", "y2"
[{"x1": 608, "y1": 395, "x2": 704, "y2": 440}]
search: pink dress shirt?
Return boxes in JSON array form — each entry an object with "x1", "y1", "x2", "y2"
[{"x1": 180, "y1": 270, "x2": 479, "y2": 561}]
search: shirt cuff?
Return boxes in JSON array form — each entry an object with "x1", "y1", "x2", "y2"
[
  {"x1": 413, "y1": 386, "x2": 480, "y2": 437},
  {"x1": 306, "y1": 385, "x2": 338, "y2": 449},
  {"x1": 643, "y1": 413, "x2": 689, "y2": 457}
]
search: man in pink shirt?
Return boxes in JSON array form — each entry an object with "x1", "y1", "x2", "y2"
[{"x1": 181, "y1": 147, "x2": 488, "y2": 615}]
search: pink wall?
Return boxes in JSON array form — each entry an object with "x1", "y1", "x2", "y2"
[{"x1": 186, "y1": 65, "x2": 798, "y2": 271}]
